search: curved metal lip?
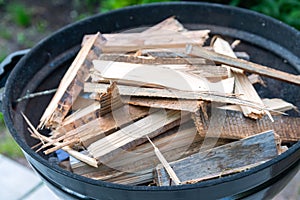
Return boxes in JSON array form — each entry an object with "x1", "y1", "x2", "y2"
[{"x1": 3, "y1": 1, "x2": 300, "y2": 192}]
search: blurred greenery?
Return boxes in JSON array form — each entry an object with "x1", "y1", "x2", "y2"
[
  {"x1": 0, "y1": 113, "x2": 23, "y2": 158},
  {"x1": 100, "y1": 0, "x2": 177, "y2": 12},
  {"x1": 6, "y1": 2, "x2": 32, "y2": 27},
  {"x1": 229, "y1": 0, "x2": 300, "y2": 30}
]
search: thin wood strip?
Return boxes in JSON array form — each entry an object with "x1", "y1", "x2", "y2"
[
  {"x1": 186, "y1": 45, "x2": 300, "y2": 85},
  {"x1": 126, "y1": 97, "x2": 201, "y2": 112}
]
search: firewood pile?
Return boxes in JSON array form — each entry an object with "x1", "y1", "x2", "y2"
[{"x1": 22, "y1": 17, "x2": 300, "y2": 186}]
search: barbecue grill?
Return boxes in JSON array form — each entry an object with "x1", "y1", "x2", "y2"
[{"x1": 0, "y1": 2, "x2": 299, "y2": 200}]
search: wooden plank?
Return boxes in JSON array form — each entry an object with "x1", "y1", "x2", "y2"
[
  {"x1": 212, "y1": 37, "x2": 266, "y2": 119},
  {"x1": 98, "y1": 53, "x2": 208, "y2": 65},
  {"x1": 84, "y1": 82, "x2": 269, "y2": 112},
  {"x1": 155, "y1": 130, "x2": 279, "y2": 186},
  {"x1": 87, "y1": 110, "x2": 191, "y2": 163},
  {"x1": 193, "y1": 108, "x2": 300, "y2": 142},
  {"x1": 99, "y1": 30, "x2": 210, "y2": 53},
  {"x1": 92, "y1": 60, "x2": 234, "y2": 93},
  {"x1": 186, "y1": 44, "x2": 300, "y2": 85},
  {"x1": 38, "y1": 33, "x2": 104, "y2": 128},
  {"x1": 126, "y1": 97, "x2": 201, "y2": 112}
]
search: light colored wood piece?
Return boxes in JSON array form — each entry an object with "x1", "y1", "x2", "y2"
[
  {"x1": 93, "y1": 60, "x2": 234, "y2": 93},
  {"x1": 212, "y1": 37, "x2": 266, "y2": 119}
]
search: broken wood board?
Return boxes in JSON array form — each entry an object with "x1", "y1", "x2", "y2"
[
  {"x1": 93, "y1": 60, "x2": 234, "y2": 93},
  {"x1": 87, "y1": 110, "x2": 190, "y2": 163},
  {"x1": 88, "y1": 30, "x2": 210, "y2": 53},
  {"x1": 193, "y1": 108, "x2": 300, "y2": 142},
  {"x1": 96, "y1": 82, "x2": 124, "y2": 116},
  {"x1": 212, "y1": 37, "x2": 266, "y2": 119},
  {"x1": 155, "y1": 130, "x2": 279, "y2": 186},
  {"x1": 97, "y1": 53, "x2": 209, "y2": 65},
  {"x1": 85, "y1": 82, "x2": 269, "y2": 112},
  {"x1": 126, "y1": 97, "x2": 201, "y2": 112},
  {"x1": 43, "y1": 105, "x2": 150, "y2": 153},
  {"x1": 186, "y1": 44, "x2": 300, "y2": 86},
  {"x1": 72, "y1": 122, "x2": 232, "y2": 185},
  {"x1": 38, "y1": 33, "x2": 104, "y2": 128}
]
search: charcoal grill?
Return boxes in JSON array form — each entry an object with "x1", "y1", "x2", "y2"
[{"x1": 1, "y1": 2, "x2": 299, "y2": 200}]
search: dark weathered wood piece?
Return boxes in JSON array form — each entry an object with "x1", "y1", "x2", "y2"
[
  {"x1": 193, "y1": 108, "x2": 300, "y2": 142},
  {"x1": 155, "y1": 130, "x2": 279, "y2": 186},
  {"x1": 186, "y1": 45, "x2": 300, "y2": 85}
]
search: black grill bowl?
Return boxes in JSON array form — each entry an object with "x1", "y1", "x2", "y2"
[{"x1": 2, "y1": 2, "x2": 300, "y2": 200}]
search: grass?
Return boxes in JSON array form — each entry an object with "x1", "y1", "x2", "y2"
[
  {"x1": 0, "y1": 131, "x2": 24, "y2": 158},
  {"x1": 0, "y1": 113, "x2": 24, "y2": 158},
  {"x1": 6, "y1": 2, "x2": 32, "y2": 27}
]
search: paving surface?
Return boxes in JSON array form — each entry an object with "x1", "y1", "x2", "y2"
[
  {"x1": 0, "y1": 154, "x2": 299, "y2": 200},
  {"x1": 0, "y1": 154, "x2": 59, "y2": 200}
]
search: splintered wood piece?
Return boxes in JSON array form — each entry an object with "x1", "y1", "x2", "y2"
[
  {"x1": 98, "y1": 53, "x2": 208, "y2": 65},
  {"x1": 45, "y1": 105, "x2": 150, "y2": 151},
  {"x1": 126, "y1": 97, "x2": 201, "y2": 112},
  {"x1": 142, "y1": 16, "x2": 186, "y2": 33},
  {"x1": 22, "y1": 113, "x2": 98, "y2": 167},
  {"x1": 85, "y1": 82, "x2": 269, "y2": 112},
  {"x1": 186, "y1": 44, "x2": 300, "y2": 85},
  {"x1": 87, "y1": 110, "x2": 190, "y2": 163},
  {"x1": 98, "y1": 30, "x2": 210, "y2": 53},
  {"x1": 39, "y1": 33, "x2": 104, "y2": 128},
  {"x1": 93, "y1": 60, "x2": 234, "y2": 93},
  {"x1": 212, "y1": 37, "x2": 266, "y2": 119},
  {"x1": 193, "y1": 108, "x2": 300, "y2": 142},
  {"x1": 97, "y1": 82, "x2": 124, "y2": 116},
  {"x1": 71, "y1": 122, "x2": 232, "y2": 185},
  {"x1": 155, "y1": 130, "x2": 279, "y2": 186}
]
